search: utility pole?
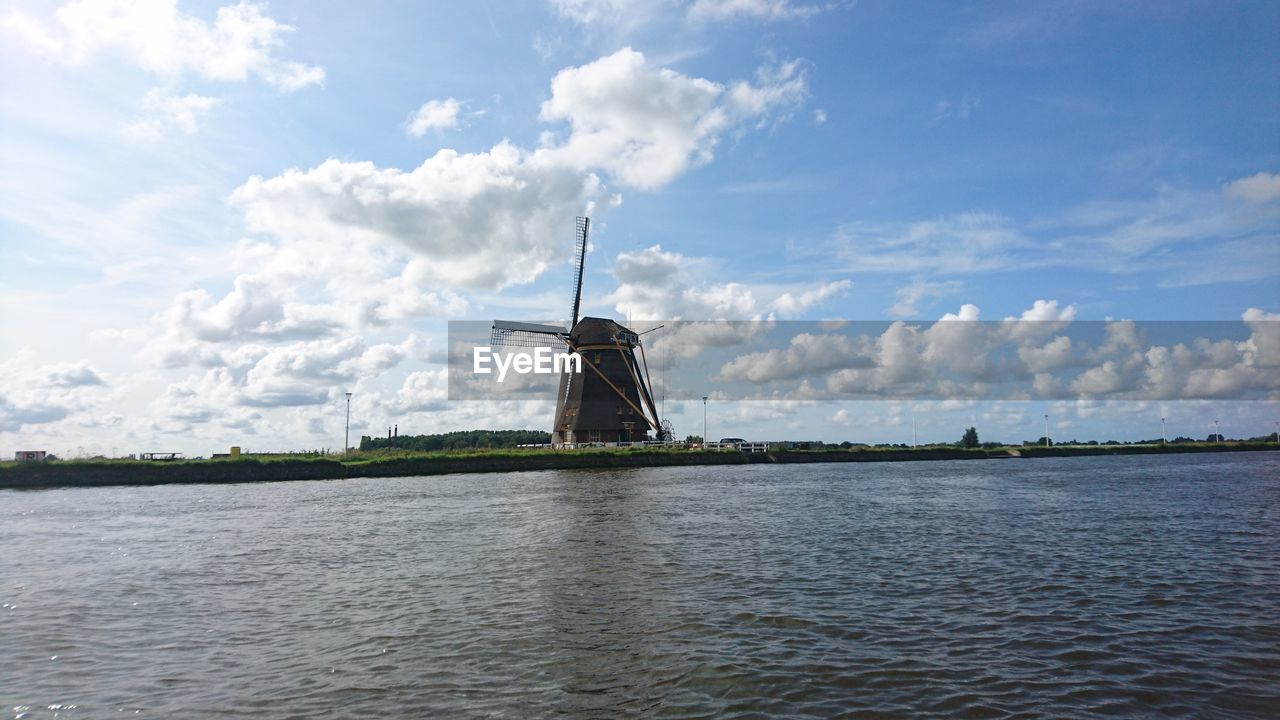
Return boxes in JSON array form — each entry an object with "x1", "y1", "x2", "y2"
[
  {"x1": 702, "y1": 396, "x2": 708, "y2": 447},
  {"x1": 345, "y1": 392, "x2": 353, "y2": 454}
]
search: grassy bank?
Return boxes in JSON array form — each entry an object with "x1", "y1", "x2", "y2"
[
  {"x1": 0, "y1": 448, "x2": 746, "y2": 489},
  {"x1": 1, "y1": 443, "x2": 1276, "y2": 489}
]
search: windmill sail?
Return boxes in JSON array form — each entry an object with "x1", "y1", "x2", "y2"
[
  {"x1": 490, "y1": 320, "x2": 569, "y2": 348},
  {"x1": 570, "y1": 216, "x2": 589, "y2": 329}
]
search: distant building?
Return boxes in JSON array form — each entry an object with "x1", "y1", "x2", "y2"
[{"x1": 15, "y1": 451, "x2": 47, "y2": 462}]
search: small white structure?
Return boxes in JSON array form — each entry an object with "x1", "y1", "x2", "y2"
[{"x1": 15, "y1": 451, "x2": 47, "y2": 462}]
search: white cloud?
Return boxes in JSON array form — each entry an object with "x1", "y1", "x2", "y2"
[
  {"x1": 1000, "y1": 299, "x2": 1077, "y2": 344},
  {"x1": 1018, "y1": 335, "x2": 1076, "y2": 374},
  {"x1": 1224, "y1": 172, "x2": 1280, "y2": 203},
  {"x1": 407, "y1": 98, "x2": 462, "y2": 136},
  {"x1": 835, "y1": 178, "x2": 1280, "y2": 284},
  {"x1": 4, "y1": 0, "x2": 324, "y2": 90},
  {"x1": 836, "y1": 212, "x2": 1029, "y2": 275},
  {"x1": 388, "y1": 369, "x2": 449, "y2": 413},
  {"x1": 719, "y1": 332, "x2": 875, "y2": 383},
  {"x1": 687, "y1": 0, "x2": 828, "y2": 22},
  {"x1": 770, "y1": 280, "x2": 851, "y2": 316},
  {"x1": 609, "y1": 244, "x2": 759, "y2": 320},
  {"x1": 610, "y1": 257, "x2": 841, "y2": 338},
  {"x1": 887, "y1": 280, "x2": 960, "y2": 317},
  {"x1": 932, "y1": 93, "x2": 980, "y2": 122},
  {"x1": 549, "y1": 0, "x2": 831, "y2": 27},
  {"x1": 230, "y1": 142, "x2": 608, "y2": 291},
  {"x1": 539, "y1": 48, "x2": 808, "y2": 189},
  {"x1": 548, "y1": 0, "x2": 658, "y2": 25},
  {"x1": 147, "y1": 333, "x2": 419, "y2": 426},
  {"x1": 1008, "y1": 298, "x2": 1077, "y2": 323},
  {"x1": 124, "y1": 87, "x2": 220, "y2": 139},
  {"x1": 702, "y1": 301, "x2": 1280, "y2": 402},
  {"x1": 0, "y1": 351, "x2": 113, "y2": 432}
]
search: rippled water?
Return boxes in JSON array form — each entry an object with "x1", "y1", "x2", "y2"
[{"x1": 4, "y1": 453, "x2": 1279, "y2": 718}]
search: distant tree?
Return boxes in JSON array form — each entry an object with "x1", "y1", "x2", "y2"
[
  {"x1": 685, "y1": 435, "x2": 703, "y2": 445},
  {"x1": 359, "y1": 429, "x2": 552, "y2": 452},
  {"x1": 1206, "y1": 433, "x2": 1224, "y2": 443},
  {"x1": 960, "y1": 426, "x2": 979, "y2": 448}
]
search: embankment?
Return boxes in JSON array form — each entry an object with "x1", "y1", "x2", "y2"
[{"x1": 1, "y1": 443, "x2": 1275, "y2": 489}]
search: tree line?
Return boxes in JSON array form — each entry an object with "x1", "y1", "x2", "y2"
[{"x1": 359, "y1": 429, "x2": 552, "y2": 452}]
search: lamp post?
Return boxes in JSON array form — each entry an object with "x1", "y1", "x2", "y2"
[
  {"x1": 1161, "y1": 417, "x2": 1166, "y2": 445},
  {"x1": 345, "y1": 392, "x2": 353, "y2": 454},
  {"x1": 702, "y1": 396, "x2": 708, "y2": 447},
  {"x1": 1044, "y1": 414, "x2": 1050, "y2": 447}
]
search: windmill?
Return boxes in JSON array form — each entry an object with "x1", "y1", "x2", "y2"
[{"x1": 491, "y1": 217, "x2": 668, "y2": 446}]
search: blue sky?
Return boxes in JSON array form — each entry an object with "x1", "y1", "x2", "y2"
[{"x1": 1, "y1": 0, "x2": 1277, "y2": 456}]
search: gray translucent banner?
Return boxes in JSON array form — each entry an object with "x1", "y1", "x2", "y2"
[{"x1": 447, "y1": 319, "x2": 1279, "y2": 402}]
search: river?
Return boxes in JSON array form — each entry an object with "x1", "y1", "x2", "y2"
[{"x1": 3, "y1": 453, "x2": 1278, "y2": 718}]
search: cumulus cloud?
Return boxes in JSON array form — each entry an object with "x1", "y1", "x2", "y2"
[
  {"x1": 81, "y1": 47, "x2": 816, "y2": 444},
  {"x1": 389, "y1": 369, "x2": 449, "y2": 413},
  {"x1": 719, "y1": 332, "x2": 875, "y2": 383},
  {"x1": 231, "y1": 143, "x2": 608, "y2": 291},
  {"x1": 3, "y1": 0, "x2": 324, "y2": 90},
  {"x1": 146, "y1": 333, "x2": 420, "y2": 433},
  {"x1": 0, "y1": 352, "x2": 111, "y2": 432},
  {"x1": 606, "y1": 245, "x2": 851, "y2": 323},
  {"x1": 539, "y1": 48, "x2": 808, "y2": 189},
  {"x1": 609, "y1": 244, "x2": 759, "y2": 320},
  {"x1": 701, "y1": 302, "x2": 1280, "y2": 402},
  {"x1": 407, "y1": 98, "x2": 462, "y2": 136},
  {"x1": 227, "y1": 48, "x2": 809, "y2": 305}
]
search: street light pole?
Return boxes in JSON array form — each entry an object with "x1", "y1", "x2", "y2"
[
  {"x1": 345, "y1": 392, "x2": 353, "y2": 454},
  {"x1": 701, "y1": 394, "x2": 711, "y2": 445}
]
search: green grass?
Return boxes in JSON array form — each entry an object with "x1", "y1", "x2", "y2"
[{"x1": 3, "y1": 442, "x2": 1275, "y2": 489}]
